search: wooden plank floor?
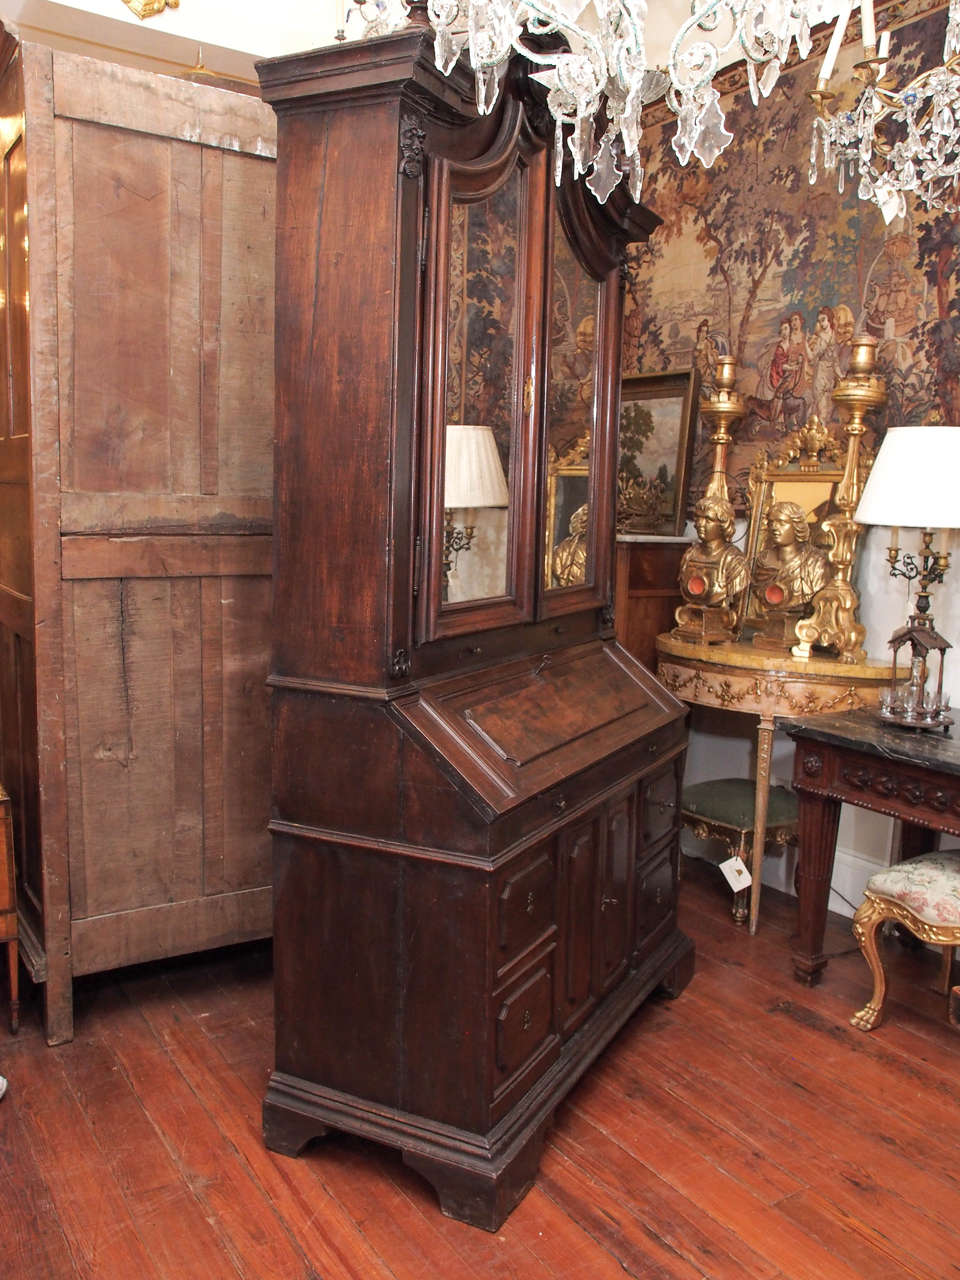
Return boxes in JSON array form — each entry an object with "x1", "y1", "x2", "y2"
[{"x1": 2, "y1": 856, "x2": 959, "y2": 1279}]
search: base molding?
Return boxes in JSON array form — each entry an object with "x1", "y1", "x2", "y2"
[{"x1": 263, "y1": 929, "x2": 694, "y2": 1230}]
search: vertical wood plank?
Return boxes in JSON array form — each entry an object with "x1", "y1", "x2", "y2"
[
  {"x1": 168, "y1": 138, "x2": 202, "y2": 496},
  {"x1": 71, "y1": 578, "x2": 204, "y2": 917},
  {"x1": 201, "y1": 576, "x2": 225, "y2": 894},
  {"x1": 61, "y1": 579, "x2": 86, "y2": 920},
  {"x1": 218, "y1": 575, "x2": 271, "y2": 893},
  {"x1": 215, "y1": 151, "x2": 275, "y2": 496},
  {"x1": 171, "y1": 577, "x2": 204, "y2": 892},
  {"x1": 200, "y1": 145, "x2": 223, "y2": 496},
  {"x1": 21, "y1": 41, "x2": 73, "y2": 1044},
  {"x1": 71, "y1": 123, "x2": 174, "y2": 493},
  {"x1": 54, "y1": 116, "x2": 75, "y2": 491}
]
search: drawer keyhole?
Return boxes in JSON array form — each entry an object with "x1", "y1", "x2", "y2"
[{"x1": 525, "y1": 891, "x2": 536, "y2": 915}]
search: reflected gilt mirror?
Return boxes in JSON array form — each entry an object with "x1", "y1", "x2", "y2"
[
  {"x1": 741, "y1": 418, "x2": 847, "y2": 650},
  {"x1": 543, "y1": 214, "x2": 601, "y2": 592}
]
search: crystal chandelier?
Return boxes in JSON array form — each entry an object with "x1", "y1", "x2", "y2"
[
  {"x1": 809, "y1": 0, "x2": 960, "y2": 222},
  {"x1": 348, "y1": 0, "x2": 853, "y2": 202},
  {"x1": 348, "y1": 0, "x2": 959, "y2": 219}
]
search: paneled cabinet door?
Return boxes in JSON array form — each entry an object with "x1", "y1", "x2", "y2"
[
  {"x1": 556, "y1": 812, "x2": 600, "y2": 1035},
  {"x1": 594, "y1": 790, "x2": 635, "y2": 996}
]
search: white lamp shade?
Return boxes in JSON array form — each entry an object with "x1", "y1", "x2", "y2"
[
  {"x1": 855, "y1": 425, "x2": 960, "y2": 528},
  {"x1": 444, "y1": 423, "x2": 509, "y2": 509}
]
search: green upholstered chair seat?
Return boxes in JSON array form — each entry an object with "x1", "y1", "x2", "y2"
[{"x1": 681, "y1": 778, "x2": 799, "y2": 830}]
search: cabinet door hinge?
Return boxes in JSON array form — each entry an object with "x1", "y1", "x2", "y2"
[{"x1": 413, "y1": 533, "x2": 423, "y2": 596}]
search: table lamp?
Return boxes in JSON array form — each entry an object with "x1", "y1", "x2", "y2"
[
  {"x1": 854, "y1": 424, "x2": 960, "y2": 730},
  {"x1": 443, "y1": 423, "x2": 509, "y2": 579}
]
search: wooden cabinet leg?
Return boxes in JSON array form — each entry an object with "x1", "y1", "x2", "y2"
[
  {"x1": 792, "y1": 791, "x2": 842, "y2": 985},
  {"x1": 403, "y1": 1120, "x2": 550, "y2": 1233},
  {"x1": 42, "y1": 966, "x2": 75, "y2": 1046}
]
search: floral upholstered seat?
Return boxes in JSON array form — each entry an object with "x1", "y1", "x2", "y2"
[
  {"x1": 865, "y1": 853, "x2": 960, "y2": 926},
  {"x1": 851, "y1": 851, "x2": 960, "y2": 1033}
]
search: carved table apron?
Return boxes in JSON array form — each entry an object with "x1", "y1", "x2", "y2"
[
  {"x1": 655, "y1": 634, "x2": 891, "y2": 933},
  {"x1": 785, "y1": 709, "x2": 960, "y2": 985}
]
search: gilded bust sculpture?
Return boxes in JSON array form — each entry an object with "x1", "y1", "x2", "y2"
[
  {"x1": 752, "y1": 500, "x2": 830, "y2": 610},
  {"x1": 750, "y1": 499, "x2": 831, "y2": 650},
  {"x1": 551, "y1": 503, "x2": 588, "y2": 587},
  {"x1": 672, "y1": 495, "x2": 748, "y2": 643}
]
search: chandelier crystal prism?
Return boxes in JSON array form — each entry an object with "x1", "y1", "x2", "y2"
[{"x1": 810, "y1": 0, "x2": 960, "y2": 222}]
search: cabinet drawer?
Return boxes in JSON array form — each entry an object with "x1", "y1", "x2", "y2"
[
  {"x1": 494, "y1": 957, "x2": 555, "y2": 1085},
  {"x1": 496, "y1": 847, "x2": 556, "y2": 977},
  {"x1": 642, "y1": 765, "x2": 679, "y2": 844},
  {"x1": 635, "y1": 840, "x2": 677, "y2": 956}
]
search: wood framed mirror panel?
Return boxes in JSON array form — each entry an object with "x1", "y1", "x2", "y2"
[
  {"x1": 418, "y1": 109, "x2": 546, "y2": 643},
  {"x1": 539, "y1": 193, "x2": 620, "y2": 619}
]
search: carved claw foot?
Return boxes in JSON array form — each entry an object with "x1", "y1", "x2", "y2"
[{"x1": 850, "y1": 1003, "x2": 882, "y2": 1032}]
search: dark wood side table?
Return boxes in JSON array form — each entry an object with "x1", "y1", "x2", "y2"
[
  {"x1": 785, "y1": 709, "x2": 960, "y2": 987},
  {"x1": 0, "y1": 784, "x2": 18, "y2": 1032}
]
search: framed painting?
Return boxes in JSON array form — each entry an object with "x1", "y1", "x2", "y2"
[{"x1": 617, "y1": 368, "x2": 700, "y2": 536}]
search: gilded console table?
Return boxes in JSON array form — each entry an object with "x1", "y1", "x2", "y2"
[{"x1": 655, "y1": 633, "x2": 891, "y2": 932}]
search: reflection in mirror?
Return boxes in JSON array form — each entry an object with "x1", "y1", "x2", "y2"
[
  {"x1": 442, "y1": 170, "x2": 520, "y2": 604},
  {"x1": 544, "y1": 217, "x2": 600, "y2": 589}
]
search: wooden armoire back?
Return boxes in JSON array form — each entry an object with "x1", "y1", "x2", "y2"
[{"x1": 0, "y1": 31, "x2": 277, "y2": 1043}]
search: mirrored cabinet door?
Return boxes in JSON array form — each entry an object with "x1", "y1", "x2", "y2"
[
  {"x1": 541, "y1": 209, "x2": 612, "y2": 614},
  {"x1": 543, "y1": 215, "x2": 601, "y2": 594},
  {"x1": 420, "y1": 134, "x2": 545, "y2": 641}
]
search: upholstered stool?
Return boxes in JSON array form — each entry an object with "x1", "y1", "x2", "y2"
[
  {"x1": 681, "y1": 778, "x2": 798, "y2": 925},
  {"x1": 851, "y1": 851, "x2": 960, "y2": 1032}
]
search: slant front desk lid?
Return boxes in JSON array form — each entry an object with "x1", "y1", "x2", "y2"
[{"x1": 393, "y1": 641, "x2": 685, "y2": 816}]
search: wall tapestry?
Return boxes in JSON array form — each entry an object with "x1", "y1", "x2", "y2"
[{"x1": 623, "y1": 0, "x2": 955, "y2": 511}]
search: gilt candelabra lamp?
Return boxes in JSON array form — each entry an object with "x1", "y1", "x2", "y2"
[
  {"x1": 443, "y1": 422, "x2": 509, "y2": 584},
  {"x1": 854, "y1": 424, "x2": 960, "y2": 730}
]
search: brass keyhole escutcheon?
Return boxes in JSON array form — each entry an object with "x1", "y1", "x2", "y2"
[
  {"x1": 521, "y1": 1008, "x2": 532, "y2": 1031},
  {"x1": 525, "y1": 891, "x2": 535, "y2": 915}
]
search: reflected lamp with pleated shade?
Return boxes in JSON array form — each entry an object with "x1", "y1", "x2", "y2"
[
  {"x1": 443, "y1": 423, "x2": 509, "y2": 581},
  {"x1": 854, "y1": 424, "x2": 960, "y2": 729}
]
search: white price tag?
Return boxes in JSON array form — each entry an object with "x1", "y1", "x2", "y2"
[{"x1": 719, "y1": 855, "x2": 752, "y2": 892}]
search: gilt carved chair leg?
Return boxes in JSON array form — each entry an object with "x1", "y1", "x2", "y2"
[
  {"x1": 851, "y1": 895, "x2": 890, "y2": 1031},
  {"x1": 950, "y1": 985, "x2": 960, "y2": 1030},
  {"x1": 937, "y1": 944, "x2": 955, "y2": 996}
]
